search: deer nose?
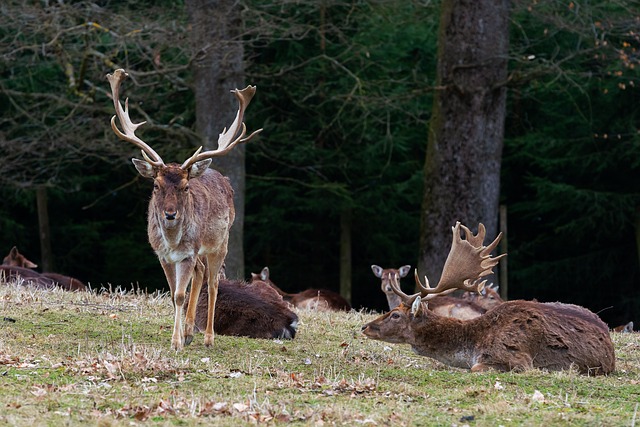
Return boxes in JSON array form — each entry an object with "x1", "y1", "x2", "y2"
[{"x1": 164, "y1": 211, "x2": 177, "y2": 220}]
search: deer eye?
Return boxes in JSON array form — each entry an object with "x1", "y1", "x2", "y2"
[
  {"x1": 390, "y1": 313, "x2": 400, "y2": 320},
  {"x1": 184, "y1": 185, "x2": 189, "y2": 192},
  {"x1": 153, "y1": 183, "x2": 159, "y2": 190}
]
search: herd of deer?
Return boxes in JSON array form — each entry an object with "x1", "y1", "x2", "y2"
[{"x1": 0, "y1": 69, "x2": 633, "y2": 377}]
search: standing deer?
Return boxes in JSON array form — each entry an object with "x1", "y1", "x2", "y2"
[
  {"x1": 371, "y1": 263, "x2": 501, "y2": 319},
  {"x1": 107, "y1": 69, "x2": 261, "y2": 350},
  {"x1": 251, "y1": 267, "x2": 351, "y2": 312},
  {"x1": 2, "y1": 246, "x2": 86, "y2": 291},
  {"x1": 362, "y1": 222, "x2": 615, "y2": 375}
]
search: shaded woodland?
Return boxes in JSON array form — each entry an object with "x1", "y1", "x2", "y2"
[{"x1": 0, "y1": 0, "x2": 638, "y2": 327}]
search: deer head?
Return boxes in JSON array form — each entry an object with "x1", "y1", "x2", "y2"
[
  {"x1": 2, "y1": 246, "x2": 38, "y2": 268},
  {"x1": 371, "y1": 264, "x2": 411, "y2": 310}
]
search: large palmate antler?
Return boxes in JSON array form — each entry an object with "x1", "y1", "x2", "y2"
[
  {"x1": 107, "y1": 69, "x2": 165, "y2": 168},
  {"x1": 389, "y1": 222, "x2": 506, "y2": 305},
  {"x1": 180, "y1": 86, "x2": 263, "y2": 170}
]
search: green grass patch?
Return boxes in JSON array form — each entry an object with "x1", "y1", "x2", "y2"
[{"x1": 0, "y1": 281, "x2": 638, "y2": 426}]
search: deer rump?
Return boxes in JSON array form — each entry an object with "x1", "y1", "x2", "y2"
[{"x1": 186, "y1": 279, "x2": 299, "y2": 340}]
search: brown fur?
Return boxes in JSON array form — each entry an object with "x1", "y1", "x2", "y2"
[
  {"x1": 251, "y1": 267, "x2": 351, "y2": 312},
  {"x1": 186, "y1": 278, "x2": 298, "y2": 340},
  {"x1": 362, "y1": 298, "x2": 615, "y2": 375},
  {"x1": 2, "y1": 247, "x2": 87, "y2": 291}
]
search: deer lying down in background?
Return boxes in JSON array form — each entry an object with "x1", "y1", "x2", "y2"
[
  {"x1": 2, "y1": 246, "x2": 87, "y2": 291},
  {"x1": 371, "y1": 263, "x2": 502, "y2": 319},
  {"x1": 362, "y1": 222, "x2": 615, "y2": 376},
  {"x1": 612, "y1": 321, "x2": 634, "y2": 333},
  {"x1": 251, "y1": 267, "x2": 351, "y2": 312},
  {"x1": 186, "y1": 261, "x2": 298, "y2": 339}
]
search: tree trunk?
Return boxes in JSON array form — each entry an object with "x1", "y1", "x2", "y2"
[
  {"x1": 339, "y1": 208, "x2": 352, "y2": 304},
  {"x1": 36, "y1": 186, "x2": 53, "y2": 272},
  {"x1": 418, "y1": 0, "x2": 509, "y2": 286},
  {"x1": 186, "y1": 0, "x2": 246, "y2": 279}
]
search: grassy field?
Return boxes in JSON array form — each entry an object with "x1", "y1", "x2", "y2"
[{"x1": 0, "y1": 280, "x2": 638, "y2": 426}]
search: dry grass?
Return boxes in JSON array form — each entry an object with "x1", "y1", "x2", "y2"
[{"x1": 0, "y1": 278, "x2": 639, "y2": 426}]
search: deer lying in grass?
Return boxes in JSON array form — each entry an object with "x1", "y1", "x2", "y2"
[
  {"x1": 612, "y1": 321, "x2": 634, "y2": 333},
  {"x1": 371, "y1": 263, "x2": 502, "y2": 319},
  {"x1": 107, "y1": 69, "x2": 261, "y2": 350},
  {"x1": 362, "y1": 222, "x2": 615, "y2": 375},
  {"x1": 2, "y1": 246, "x2": 86, "y2": 291},
  {"x1": 186, "y1": 260, "x2": 298, "y2": 339},
  {"x1": 251, "y1": 267, "x2": 351, "y2": 312}
]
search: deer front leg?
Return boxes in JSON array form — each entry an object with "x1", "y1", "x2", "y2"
[
  {"x1": 203, "y1": 252, "x2": 226, "y2": 347},
  {"x1": 184, "y1": 257, "x2": 205, "y2": 346},
  {"x1": 162, "y1": 258, "x2": 196, "y2": 351}
]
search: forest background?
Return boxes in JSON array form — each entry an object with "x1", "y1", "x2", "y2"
[{"x1": 0, "y1": 0, "x2": 638, "y2": 328}]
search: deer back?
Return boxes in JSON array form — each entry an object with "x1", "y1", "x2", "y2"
[
  {"x1": 251, "y1": 266, "x2": 351, "y2": 312},
  {"x1": 0, "y1": 265, "x2": 57, "y2": 289},
  {"x1": 2, "y1": 247, "x2": 86, "y2": 291},
  {"x1": 187, "y1": 278, "x2": 298, "y2": 340},
  {"x1": 363, "y1": 299, "x2": 615, "y2": 375},
  {"x1": 290, "y1": 288, "x2": 352, "y2": 312},
  {"x1": 427, "y1": 295, "x2": 486, "y2": 320}
]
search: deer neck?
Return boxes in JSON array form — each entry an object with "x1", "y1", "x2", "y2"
[
  {"x1": 409, "y1": 314, "x2": 480, "y2": 369},
  {"x1": 148, "y1": 196, "x2": 197, "y2": 262}
]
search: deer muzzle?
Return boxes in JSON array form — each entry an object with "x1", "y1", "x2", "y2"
[{"x1": 164, "y1": 210, "x2": 177, "y2": 221}]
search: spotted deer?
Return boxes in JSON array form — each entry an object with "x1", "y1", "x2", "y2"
[
  {"x1": 107, "y1": 69, "x2": 262, "y2": 350},
  {"x1": 362, "y1": 222, "x2": 615, "y2": 375},
  {"x1": 371, "y1": 263, "x2": 501, "y2": 319},
  {"x1": 251, "y1": 267, "x2": 351, "y2": 312},
  {"x1": 2, "y1": 246, "x2": 86, "y2": 291}
]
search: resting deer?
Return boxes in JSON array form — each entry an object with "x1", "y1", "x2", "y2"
[
  {"x1": 371, "y1": 264, "x2": 500, "y2": 319},
  {"x1": 362, "y1": 222, "x2": 615, "y2": 375},
  {"x1": 107, "y1": 69, "x2": 262, "y2": 350},
  {"x1": 251, "y1": 267, "x2": 351, "y2": 312},
  {"x1": 2, "y1": 246, "x2": 86, "y2": 291},
  {"x1": 186, "y1": 260, "x2": 298, "y2": 339},
  {"x1": 612, "y1": 321, "x2": 634, "y2": 333}
]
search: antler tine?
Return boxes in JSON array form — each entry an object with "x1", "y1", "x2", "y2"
[
  {"x1": 107, "y1": 69, "x2": 164, "y2": 168},
  {"x1": 388, "y1": 273, "x2": 421, "y2": 306},
  {"x1": 181, "y1": 85, "x2": 263, "y2": 170},
  {"x1": 413, "y1": 268, "x2": 459, "y2": 300},
  {"x1": 420, "y1": 221, "x2": 506, "y2": 299}
]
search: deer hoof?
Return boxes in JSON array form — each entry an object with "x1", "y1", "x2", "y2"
[
  {"x1": 204, "y1": 333, "x2": 214, "y2": 347},
  {"x1": 184, "y1": 334, "x2": 193, "y2": 346}
]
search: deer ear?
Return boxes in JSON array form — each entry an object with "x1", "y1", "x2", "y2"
[
  {"x1": 398, "y1": 265, "x2": 411, "y2": 277},
  {"x1": 132, "y1": 158, "x2": 155, "y2": 178},
  {"x1": 371, "y1": 265, "x2": 383, "y2": 278},
  {"x1": 261, "y1": 266, "x2": 269, "y2": 281},
  {"x1": 411, "y1": 296, "x2": 423, "y2": 316},
  {"x1": 188, "y1": 159, "x2": 212, "y2": 179}
]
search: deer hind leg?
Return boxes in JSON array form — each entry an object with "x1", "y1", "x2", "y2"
[
  {"x1": 163, "y1": 257, "x2": 196, "y2": 351},
  {"x1": 203, "y1": 251, "x2": 226, "y2": 347},
  {"x1": 183, "y1": 257, "x2": 205, "y2": 346}
]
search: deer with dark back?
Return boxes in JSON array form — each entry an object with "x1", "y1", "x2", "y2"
[
  {"x1": 107, "y1": 69, "x2": 262, "y2": 350},
  {"x1": 362, "y1": 222, "x2": 615, "y2": 375},
  {"x1": 2, "y1": 246, "x2": 86, "y2": 291},
  {"x1": 371, "y1": 262, "x2": 501, "y2": 319},
  {"x1": 251, "y1": 267, "x2": 351, "y2": 312},
  {"x1": 187, "y1": 259, "x2": 298, "y2": 339}
]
